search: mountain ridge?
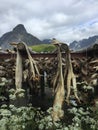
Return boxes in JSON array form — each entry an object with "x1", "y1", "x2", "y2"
[
  {"x1": 69, "y1": 35, "x2": 98, "y2": 51},
  {"x1": 0, "y1": 24, "x2": 98, "y2": 50},
  {"x1": 0, "y1": 24, "x2": 42, "y2": 49}
]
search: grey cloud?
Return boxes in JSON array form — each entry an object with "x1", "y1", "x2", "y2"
[{"x1": 0, "y1": 0, "x2": 98, "y2": 43}]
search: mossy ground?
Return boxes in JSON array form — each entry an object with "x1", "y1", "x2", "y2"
[{"x1": 30, "y1": 44, "x2": 56, "y2": 52}]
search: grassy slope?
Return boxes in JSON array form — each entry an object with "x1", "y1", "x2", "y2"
[{"x1": 30, "y1": 44, "x2": 56, "y2": 52}]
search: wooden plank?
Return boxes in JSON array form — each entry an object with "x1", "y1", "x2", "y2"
[{"x1": 0, "y1": 52, "x2": 87, "y2": 59}]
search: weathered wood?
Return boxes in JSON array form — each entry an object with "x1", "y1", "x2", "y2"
[
  {"x1": 0, "y1": 52, "x2": 88, "y2": 59},
  {"x1": 65, "y1": 50, "x2": 80, "y2": 103},
  {"x1": 15, "y1": 49, "x2": 23, "y2": 89},
  {"x1": 52, "y1": 44, "x2": 65, "y2": 121},
  {"x1": 1, "y1": 42, "x2": 98, "y2": 110}
]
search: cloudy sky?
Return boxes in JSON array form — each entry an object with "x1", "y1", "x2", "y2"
[{"x1": 0, "y1": 0, "x2": 98, "y2": 44}]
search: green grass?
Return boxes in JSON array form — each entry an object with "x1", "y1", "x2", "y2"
[{"x1": 30, "y1": 44, "x2": 56, "y2": 52}]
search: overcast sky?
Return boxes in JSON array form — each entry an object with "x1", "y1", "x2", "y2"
[{"x1": 0, "y1": 0, "x2": 98, "y2": 44}]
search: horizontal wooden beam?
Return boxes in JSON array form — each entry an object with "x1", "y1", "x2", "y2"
[{"x1": 0, "y1": 52, "x2": 87, "y2": 59}]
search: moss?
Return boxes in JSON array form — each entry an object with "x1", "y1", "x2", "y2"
[{"x1": 30, "y1": 44, "x2": 56, "y2": 52}]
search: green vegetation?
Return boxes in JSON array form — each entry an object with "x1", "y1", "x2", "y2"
[
  {"x1": 1, "y1": 68, "x2": 98, "y2": 130},
  {"x1": 0, "y1": 84, "x2": 98, "y2": 130},
  {"x1": 30, "y1": 44, "x2": 56, "y2": 52},
  {"x1": 0, "y1": 104, "x2": 98, "y2": 130}
]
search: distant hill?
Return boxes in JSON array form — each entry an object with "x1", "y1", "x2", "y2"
[
  {"x1": 0, "y1": 24, "x2": 42, "y2": 49},
  {"x1": 42, "y1": 39, "x2": 52, "y2": 44},
  {"x1": 69, "y1": 35, "x2": 98, "y2": 51}
]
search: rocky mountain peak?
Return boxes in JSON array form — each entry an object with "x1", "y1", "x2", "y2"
[
  {"x1": 0, "y1": 24, "x2": 42, "y2": 49},
  {"x1": 69, "y1": 35, "x2": 98, "y2": 51},
  {"x1": 13, "y1": 24, "x2": 27, "y2": 34}
]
